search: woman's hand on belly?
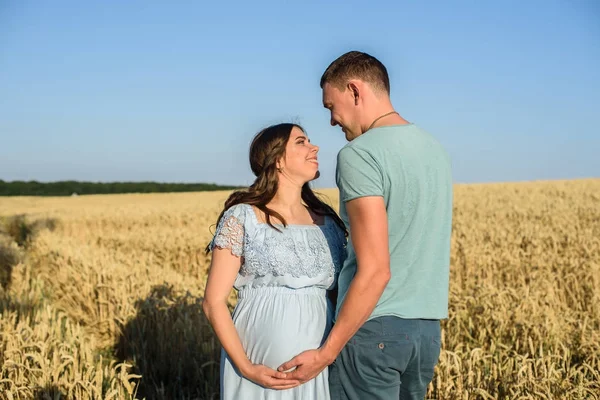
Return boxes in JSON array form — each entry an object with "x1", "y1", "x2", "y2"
[{"x1": 240, "y1": 363, "x2": 301, "y2": 390}]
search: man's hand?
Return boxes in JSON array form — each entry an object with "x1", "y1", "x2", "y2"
[{"x1": 276, "y1": 349, "x2": 335, "y2": 383}]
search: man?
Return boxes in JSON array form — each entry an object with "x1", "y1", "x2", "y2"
[{"x1": 278, "y1": 50, "x2": 453, "y2": 399}]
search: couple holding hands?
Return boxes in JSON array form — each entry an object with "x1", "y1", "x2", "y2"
[{"x1": 203, "y1": 50, "x2": 453, "y2": 400}]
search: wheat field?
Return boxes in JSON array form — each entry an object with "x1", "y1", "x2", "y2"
[{"x1": 0, "y1": 179, "x2": 599, "y2": 399}]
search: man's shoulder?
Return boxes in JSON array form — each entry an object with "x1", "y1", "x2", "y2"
[
  {"x1": 375, "y1": 123, "x2": 450, "y2": 161},
  {"x1": 336, "y1": 128, "x2": 386, "y2": 161},
  {"x1": 336, "y1": 140, "x2": 378, "y2": 168},
  {"x1": 337, "y1": 124, "x2": 412, "y2": 160}
]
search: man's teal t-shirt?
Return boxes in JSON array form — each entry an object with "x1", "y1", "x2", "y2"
[{"x1": 335, "y1": 123, "x2": 453, "y2": 321}]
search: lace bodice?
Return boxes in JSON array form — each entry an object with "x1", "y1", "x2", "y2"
[{"x1": 209, "y1": 203, "x2": 346, "y2": 290}]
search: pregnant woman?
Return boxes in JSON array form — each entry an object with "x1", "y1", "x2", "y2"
[{"x1": 203, "y1": 123, "x2": 347, "y2": 399}]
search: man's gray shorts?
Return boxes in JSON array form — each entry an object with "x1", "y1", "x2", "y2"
[{"x1": 329, "y1": 316, "x2": 441, "y2": 400}]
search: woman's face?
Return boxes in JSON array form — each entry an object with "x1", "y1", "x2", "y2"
[{"x1": 278, "y1": 127, "x2": 320, "y2": 183}]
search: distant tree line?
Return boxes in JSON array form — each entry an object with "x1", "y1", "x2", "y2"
[{"x1": 0, "y1": 180, "x2": 243, "y2": 196}]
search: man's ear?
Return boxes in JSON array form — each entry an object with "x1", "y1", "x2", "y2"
[{"x1": 348, "y1": 82, "x2": 360, "y2": 105}]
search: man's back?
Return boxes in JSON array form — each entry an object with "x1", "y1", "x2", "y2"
[{"x1": 335, "y1": 123, "x2": 453, "y2": 320}]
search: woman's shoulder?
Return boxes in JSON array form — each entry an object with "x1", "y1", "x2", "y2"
[
  {"x1": 221, "y1": 203, "x2": 255, "y2": 226},
  {"x1": 327, "y1": 217, "x2": 347, "y2": 240},
  {"x1": 225, "y1": 202, "x2": 251, "y2": 212}
]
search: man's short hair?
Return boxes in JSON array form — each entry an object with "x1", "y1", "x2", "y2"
[{"x1": 320, "y1": 51, "x2": 390, "y2": 94}]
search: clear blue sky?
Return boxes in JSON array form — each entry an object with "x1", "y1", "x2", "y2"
[{"x1": 1, "y1": 0, "x2": 599, "y2": 188}]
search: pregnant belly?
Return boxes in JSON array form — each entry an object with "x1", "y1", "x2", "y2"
[{"x1": 232, "y1": 287, "x2": 333, "y2": 370}]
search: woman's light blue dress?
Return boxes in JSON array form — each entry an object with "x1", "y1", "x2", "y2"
[{"x1": 209, "y1": 203, "x2": 346, "y2": 400}]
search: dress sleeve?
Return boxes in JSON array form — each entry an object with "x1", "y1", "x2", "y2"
[{"x1": 209, "y1": 204, "x2": 247, "y2": 257}]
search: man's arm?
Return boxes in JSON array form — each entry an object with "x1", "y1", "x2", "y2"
[
  {"x1": 277, "y1": 195, "x2": 390, "y2": 381},
  {"x1": 320, "y1": 195, "x2": 390, "y2": 359}
]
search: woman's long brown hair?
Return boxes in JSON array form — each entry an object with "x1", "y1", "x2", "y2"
[{"x1": 205, "y1": 123, "x2": 347, "y2": 253}]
